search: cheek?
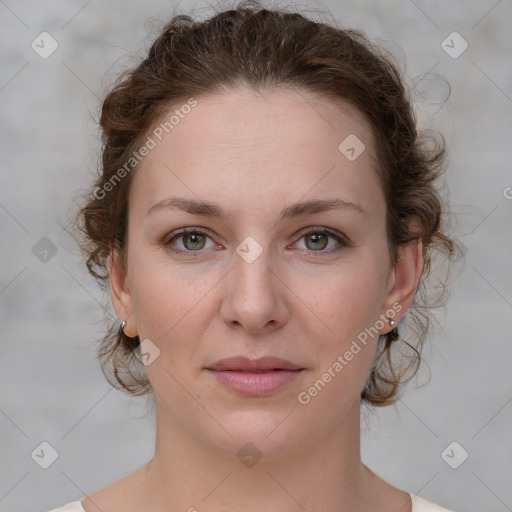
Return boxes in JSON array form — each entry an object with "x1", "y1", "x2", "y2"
[
  {"x1": 127, "y1": 256, "x2": 214, "y2": 403},
  {"x1": 296, "y1": 256, "x2": 389, "y2": 392},
  {"x1": 306, "y1": 255, "x2": 389, "y2": 337},
  {"x1": 127, "y1": 244, "x2": 215, "y2": 346}
]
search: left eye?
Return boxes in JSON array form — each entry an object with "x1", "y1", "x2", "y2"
[{"x1": 294, "y1": 229, "x2": 346, "y2": 253}]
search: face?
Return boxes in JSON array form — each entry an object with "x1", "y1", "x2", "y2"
[{"x1": 110, "y1": 88, "x2": 419, "y2": 460}]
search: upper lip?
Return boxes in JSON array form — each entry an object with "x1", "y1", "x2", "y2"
[{"x1": 206, "y1": 356, "x2": 303, "y2": 372}]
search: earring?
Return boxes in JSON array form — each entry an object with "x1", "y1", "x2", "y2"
[
  {"x1": 119, "y1": 320, "x2": 127, "y2": 334},
  {"x1": 388, "y1": 319, "x2": 399, "y2": 342}
]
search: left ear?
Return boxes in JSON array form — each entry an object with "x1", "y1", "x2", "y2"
[{"x1": 382, "y1": 237, "x2": 424, "y2": 330}]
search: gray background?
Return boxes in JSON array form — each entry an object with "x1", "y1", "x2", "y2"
[{"x1": 1, "y1": 0, "x2": 511, "y2": 511}]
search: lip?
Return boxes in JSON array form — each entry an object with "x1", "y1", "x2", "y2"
[
  {"x1": 207, "y1": 356, "x2": 302, "y2": 371},
  {"x1": 206, "y1": 356, "x2": 305, "y2": 396}
]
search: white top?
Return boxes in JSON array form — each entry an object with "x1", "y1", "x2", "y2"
[{"x1": 48, "y1": 493, "x2": 454, "y2": 511}]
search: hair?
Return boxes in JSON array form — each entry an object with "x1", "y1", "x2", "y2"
[{"x1": 73, "y1": 0, "x2": 455, "y2": 406}]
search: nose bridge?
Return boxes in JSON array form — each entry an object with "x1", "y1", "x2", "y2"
[
  {"x1": 221, "y1": 235, "x2": 286, "y2": 332},
  {"x1": 232, "y1": 238, "x2": 276, "y2": 302}
]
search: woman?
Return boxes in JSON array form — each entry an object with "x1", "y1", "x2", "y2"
[{"x1": 52, "y1": 2, "x2": 455, "y2": 510}]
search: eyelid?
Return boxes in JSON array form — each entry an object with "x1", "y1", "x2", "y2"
[
  {"x1": 164, "y1": 226, "x2": 210, "y2": 243},
  {"x1": 296, "y1": 226, "x2": 349, "y2": 243}
]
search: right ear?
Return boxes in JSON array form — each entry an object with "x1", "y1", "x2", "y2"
[{"x1": 109, "y1": 248, "x2": 137, "y2": 337}]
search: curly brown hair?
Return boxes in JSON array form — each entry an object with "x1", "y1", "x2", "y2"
[{"x1": 73, "y1": 1, "x2": 454, "y2": 406}]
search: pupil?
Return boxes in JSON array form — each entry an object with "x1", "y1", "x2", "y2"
[
  {"x1": 185, "y1": 233, "x2": 205, "y2": 250},
  {"x1": 307, "y1": 233, "x2": 327, "y2": 250}
]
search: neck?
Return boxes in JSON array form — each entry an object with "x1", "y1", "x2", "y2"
[{"x1": 137, "y1": 399, "x2": 385, "y2": 512}]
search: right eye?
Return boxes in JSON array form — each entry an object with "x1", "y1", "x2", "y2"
[{"x1": 164, "y1": 228, "x2": 220, "y2": 256}]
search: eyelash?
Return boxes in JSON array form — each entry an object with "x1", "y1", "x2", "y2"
[{"x1": 163, "y1": 227, "x2": 349, "y2": 258}]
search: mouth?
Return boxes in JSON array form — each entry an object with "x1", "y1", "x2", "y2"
[{"x1": 205, "y1": 356, "x2": 305, "y2": 395}]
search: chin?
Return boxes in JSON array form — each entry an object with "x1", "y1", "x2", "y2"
[{"x1": 199, "y1": 408, "x2": 306, "y2": 462}]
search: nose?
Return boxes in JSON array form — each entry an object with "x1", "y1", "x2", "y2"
[{"x1": 220, "y1": 243, "x2": 289, "y2": 335}]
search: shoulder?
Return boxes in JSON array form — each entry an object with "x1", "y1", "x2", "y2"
[
  {"x1": 410, "y1": 494, "x2": 454, "y2": 512},
  {"x1": 47, "y1": 493, "x2": 454, "y2": 512},
  {"x1": 48, "y1": 500, "x2": 85, "y2": 512}
]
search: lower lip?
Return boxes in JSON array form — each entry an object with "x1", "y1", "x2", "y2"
[{"x1": 206, "y1": 369, "x2": 304, "y2": 395}]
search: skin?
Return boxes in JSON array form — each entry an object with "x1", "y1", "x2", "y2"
[{"x1": 83, "y1": 87, "x2": 423, "y2": 512}]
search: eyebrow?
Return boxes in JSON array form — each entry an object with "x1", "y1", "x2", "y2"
[{"x1": 146, "y1": 196, "x2": 365, "y2": 220}]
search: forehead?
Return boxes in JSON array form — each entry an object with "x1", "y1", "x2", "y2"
[{"x1": 129, "y1": 87, "x2": 383, "y2": 221}]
